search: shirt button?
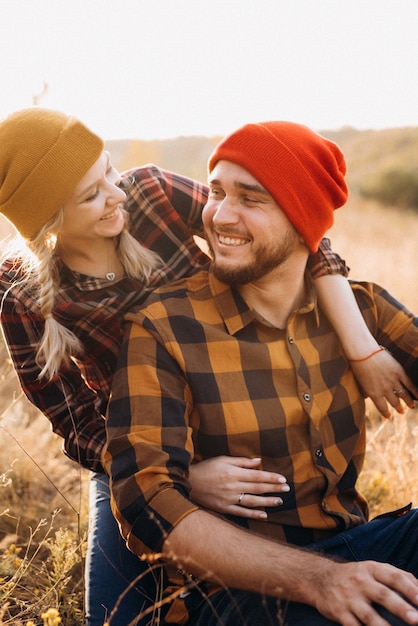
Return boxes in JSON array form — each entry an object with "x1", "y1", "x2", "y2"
[
  {"x1": 288, "y1": 336, "x2": 294, "y2": 344},
  {"x1": 315, "y1": 448, "x2": 323, "y2": 457},
  {"x1": 303, "y1": 393, "x2": 311, "y2": 402}
]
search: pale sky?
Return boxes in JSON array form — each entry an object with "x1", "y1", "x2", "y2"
[{"x1": 1, "y1": 0, "x2": 417, "y2": 140}]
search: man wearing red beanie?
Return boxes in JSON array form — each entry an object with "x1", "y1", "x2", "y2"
[{"x1": 105, "y1": 122, "x2": 418, "y2": 625}]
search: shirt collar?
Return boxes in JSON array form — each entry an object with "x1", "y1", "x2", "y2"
[{"x1": 208, "y1": 270, "x2": 319, "y2": 335}]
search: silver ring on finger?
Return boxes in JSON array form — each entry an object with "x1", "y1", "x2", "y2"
[
  {"x1": 238, "y1": 493, "x2": 245, "y2": 505},
  {"x1": 393, "y1": 387, "x2": 404, "y2": 396}
]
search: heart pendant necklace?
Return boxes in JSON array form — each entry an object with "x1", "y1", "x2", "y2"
[{"x1": 106, "y1": 240, "x2": 117, "y2": 281}]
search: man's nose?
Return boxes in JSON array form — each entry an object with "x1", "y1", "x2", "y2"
[{"x1": 212, "y1": 197, "x2": 239, "y2": 225}]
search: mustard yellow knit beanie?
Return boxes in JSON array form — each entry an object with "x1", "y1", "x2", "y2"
[{"x1": 0, "y1": 107, "x2": 104, "y2": 239}]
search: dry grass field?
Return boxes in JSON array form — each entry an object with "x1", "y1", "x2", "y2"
[
  {"x1": 0, "y1": 182, "x2": 417, "y2": 623},
  {"x1": 327, "y1": 193, "x2": 418, "y2": 519},
  {"x1": 329, "y1": 195, "x2": 417, "y2": 314}
]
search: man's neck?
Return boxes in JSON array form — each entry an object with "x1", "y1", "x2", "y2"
[{"x1": 237, "y1": 258, "x2": 308, "y2": 329}]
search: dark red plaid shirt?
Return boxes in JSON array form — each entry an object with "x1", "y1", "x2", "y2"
[{"x1": 0, "y1": 165, "x2": 347, "y2": 472}]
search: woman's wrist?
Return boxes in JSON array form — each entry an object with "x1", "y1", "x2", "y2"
[{"x1": 348, "y1": 346, "x2": 385, "y2": 363}]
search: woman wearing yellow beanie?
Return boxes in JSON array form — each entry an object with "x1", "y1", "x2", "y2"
[{"x1": 0, "y1": 109, "x2": 412, "y2": 625}]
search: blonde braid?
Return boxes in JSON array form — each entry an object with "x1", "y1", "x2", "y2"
[
  {"x1": 28, "y1": 213, "x2": 82, "y2": 380},
  {"x1": 35, "y1": 248, "x2": 82, "y2": 380}
]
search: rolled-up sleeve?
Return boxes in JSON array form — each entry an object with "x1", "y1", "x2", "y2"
[
  {"x1": 307, "y1": 237, "x2": 349, "y2": 278},
  {"x1": 104, "y1": 314, "x2": 198, "y2": 557}
]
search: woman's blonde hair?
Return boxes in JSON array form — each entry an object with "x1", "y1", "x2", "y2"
[{"x1": 2, "y1": 208, "x2": 162, "y2": 380}]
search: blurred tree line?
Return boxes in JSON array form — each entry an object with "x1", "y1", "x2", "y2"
[{"x1": 106, "y1": 125, "x2": 418, "y2": 212}]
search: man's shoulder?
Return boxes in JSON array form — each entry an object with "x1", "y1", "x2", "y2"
[
  {"x1": 350, "y1": 280, "x2": 413, "y2": 310},
  {"x1": 128, "y1": 269, "x2": 212, "y2": 318}
]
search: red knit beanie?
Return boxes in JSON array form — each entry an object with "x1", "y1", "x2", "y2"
[{"x1": 208, "y1": 121, "x2": 348, "y2": 252}]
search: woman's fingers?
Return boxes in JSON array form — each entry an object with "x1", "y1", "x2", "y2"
[
  {"x1": 189, "y1": 456, "x2": 290, "y2": 518},
  {"x1": 220, "y1": 457, "x2": 291, "y2": 518},
  {"x1": 350, "y1": 350, "x2": 417, "y2": 417}
]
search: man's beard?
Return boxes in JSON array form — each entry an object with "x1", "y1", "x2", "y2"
[{"x1": 210, "y1": 228, "x2": 299, "y2": 285}]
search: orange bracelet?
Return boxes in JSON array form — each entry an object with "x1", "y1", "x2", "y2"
[{"x1": 348, "y1": 346, "x2": 385, "y2": 363}]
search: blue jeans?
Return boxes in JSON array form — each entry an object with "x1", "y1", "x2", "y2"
[
  {"x1": 85, "y1": 473, "x2": 163, "y2": 626},
  {"x1": 187, "y1": 508, "x2": 418, "y2": 625}
]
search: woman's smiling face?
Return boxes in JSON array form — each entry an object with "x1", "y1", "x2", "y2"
[{"x1": 57, "y1": 151, "x2": 126, "y2": 244}]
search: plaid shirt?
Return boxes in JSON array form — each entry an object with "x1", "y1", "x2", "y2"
[
  {"x1": 0, "y1": 163, "x2": 347, "y2": 473},
  {"x1": 106, "y1": 272, "x2": 417, "y2": 622}
]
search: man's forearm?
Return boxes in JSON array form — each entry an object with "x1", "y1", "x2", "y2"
[
  {"x1": 162, "y1": 508, "x2": 325, "y2": 604},
  {"x1": 161, "y1": 509, "x2": 418, "y2": 625}
]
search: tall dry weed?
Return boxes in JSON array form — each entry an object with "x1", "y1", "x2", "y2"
[
  {"x1": 0, "y1": 340, "x2": 88, "y2": 623},
  {"x1": 359, "y1": 403, "x2": 418, "y2": 517}
]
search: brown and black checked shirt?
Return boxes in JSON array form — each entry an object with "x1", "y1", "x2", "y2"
[
  {"x1": 106, "y1": 271, "x2": 418, "y2": 620},
  {"x1": 0, "y1": 162, "x2": 347, "y2": 473}
]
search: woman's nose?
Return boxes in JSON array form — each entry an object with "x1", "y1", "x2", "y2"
[{"x1": 108, "y1": 181, "x2": 127, "y2": 204}]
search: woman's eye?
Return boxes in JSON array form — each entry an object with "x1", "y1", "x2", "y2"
[{"x1": 85, "y1": 189, "x2": 99, "y2": 201}]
